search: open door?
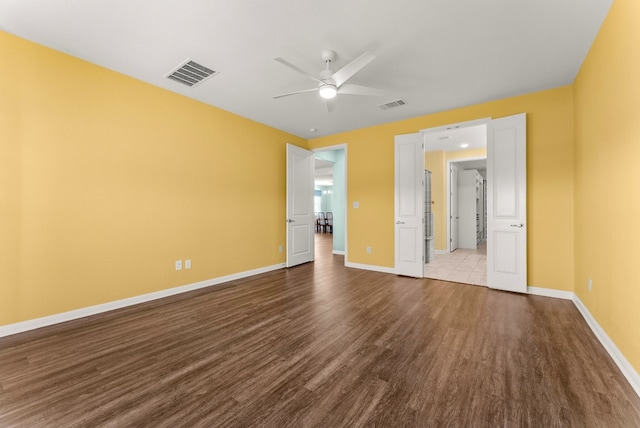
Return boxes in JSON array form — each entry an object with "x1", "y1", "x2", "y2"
[
  {"x1": 394, "y1": 133, "x2": 424, "y2": 278},
  {"x1": 450, "y1": 164, "x2": 459, "y2": 252},
  {"x1": 487, "y1": 113, "x2": 527, "y2": 292},
  {"x1": 286, "y1": 144, "x2": 315, "y2": 267}
]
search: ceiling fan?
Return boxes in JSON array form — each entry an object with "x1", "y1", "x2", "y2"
[{"x1": 273, "y1": 50, "x2": 384, "y2": 111}]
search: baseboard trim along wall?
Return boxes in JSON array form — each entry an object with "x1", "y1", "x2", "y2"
[
  {"x1": 528, "y1": 286, "x2": 639, "y2": 398},
  {"x1": 344, "y1": 261, "x2": 397, "y2": 275},
  {"x1": 527, "y1": 286, "x2": 574, "y2": 300},
  {"x1": 0, "y1": 263, "x2": 286, "y2": 339},
  {"x1": 573, "y1": 295, "x2": 640, "y2": 398},
  {"x1": 332, "y1": 250, "x2": 346, "y2": 256},
  {"x1": 2, "y1": 265, "x2": 638, "y2": 400}
]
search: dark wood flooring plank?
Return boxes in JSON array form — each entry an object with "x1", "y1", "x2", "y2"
[{"x1": 1, "y1": 234, "x2": 639, "y2": 427}]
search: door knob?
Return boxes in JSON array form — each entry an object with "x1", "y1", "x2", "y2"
[
  {"x1": 510, "y1": 223, "x2": 524, "y2": 228},
  {"x1": 396, "y1": 221, "x2": 405, "y2": 225},
  {"x1": 287, "y1": 219, "x2": 295, "y2": 223}
]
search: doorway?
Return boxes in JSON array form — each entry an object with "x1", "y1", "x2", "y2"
[
  {"x1": 395, "y1": 114, "x2": 527, "y2": 292},
  {"x1": 423, "y1": 121, "x2": 488, "y2": 286},
  {"x1": 313, "y1": 145, "x2": 347, "y2": 258}
]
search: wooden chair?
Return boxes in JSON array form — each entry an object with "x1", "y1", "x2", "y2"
[
  {"x1": 325, "y1": 212, "x2": 333, "y2": 233},
  {"x1": 316, "y1": 212, "x2": 326, "y2": 232}
]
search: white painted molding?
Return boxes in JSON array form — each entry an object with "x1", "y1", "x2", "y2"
[
  {"x1": 0, "y1": 263, "x2": 286, "y2": 338},
  {"x1": 345, "y1": 261, "x2": 397, "y2": 275},
  {"x1": 527, "y1": 286, "x2": 574, "y2": 300},
  {"x1": 332, "y1": 250, "x2": 345, "y2": 255},
  {"x1": 420, "y1": 117, "x2": 492, "y2": 134},
  {"x1": 434, "y1": 249, "x2": 448, "y2": 255},
  {"x1": 573, "y1": 295, "x2": 640, "y2": 399}
]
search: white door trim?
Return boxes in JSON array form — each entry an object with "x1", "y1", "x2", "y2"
[
  {"x1": 312, "y1": 144, "x2": 348, "y2": 264},
  {"x1": 421, "y1": 117, "x2": 492, "y2": 135}
]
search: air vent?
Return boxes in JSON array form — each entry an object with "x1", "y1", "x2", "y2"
[
  {"x1": 378, "y1": 99, "x2": 406, "y2": 110},
  {"x1": 165, "y1": 59, "x2": 218, "y2": 87}
]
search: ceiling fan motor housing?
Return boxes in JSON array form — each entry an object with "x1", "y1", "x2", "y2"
[{"x1": 321, "y1": 50, "x2": 337, "y2": 63}]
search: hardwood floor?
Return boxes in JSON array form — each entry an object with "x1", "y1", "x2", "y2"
[{"x1": 1, "y1": 234, "x2": 639, "y2": 427}]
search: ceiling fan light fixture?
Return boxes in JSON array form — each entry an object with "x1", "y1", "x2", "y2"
[{"x1": 319, "y1": 83, "x2": 337, "y2": 99}]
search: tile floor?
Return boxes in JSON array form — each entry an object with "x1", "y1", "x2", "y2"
[{"x1": 424, "y1": 241, "x2": 487, "y2": 286}]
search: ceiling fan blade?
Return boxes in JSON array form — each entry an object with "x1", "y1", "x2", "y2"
[
  {"x1": 325, "y1": 99, "x2": 335, "y2": 113},
  {"x1": 273, "y1": 88, "x2": 317, "y2": 99},
  {"x1": 274, "y1": 58, "x2": 323, "y2": 84},
  {"x1": 338, "y1": 83, "x2": 386, "y2": 97},
  {"x1": 331, "y1": 51, "x2": 375, "y2": 87}
]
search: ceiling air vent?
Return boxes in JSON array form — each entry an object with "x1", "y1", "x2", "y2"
[
  {"x1": 165, "y1": 59, "x2": 218, "y2": 87},
  {"x1": 378, "y1": 99, "x2": 406, "y2": 111}
]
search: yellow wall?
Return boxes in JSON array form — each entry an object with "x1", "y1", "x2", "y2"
[
  {"x1": 310, "y1": 86, "x2": 575, "y2": 291},
  {"x1": 0, "y1": 31, "x2": 306, "y2": 325},
  {"x1": 574, "y1": 0, "x2": 640, "y2": 373},
  {"x1": 1, "y1": 1, "x2": 637, "y2": 381},
  {"x1": 425, "y1": 147, "x2": 487, "y2": 251}
]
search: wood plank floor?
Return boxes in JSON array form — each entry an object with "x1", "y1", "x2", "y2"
[{"x1": 1, "y1": 234, "x2": 640, "y2": 427}]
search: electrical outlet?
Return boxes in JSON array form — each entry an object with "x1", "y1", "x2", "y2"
[
  {"x1": 175, "y1": 260, "x2": 182, "y2": 271},
  {"x1": 588, "y1": 278, "x2": 592, "y2": 292},
  {"x1": 366, "y1": 246, "x2": 372, "y2": 254},
  {"x1": 279, "y1": 245, "x2": 283, "y2": 253},
  {"x1": 185, "y1": 259, "x2": 191, "y2": 269}
]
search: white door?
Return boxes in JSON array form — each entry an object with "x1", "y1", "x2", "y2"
[
  {"x1": 450, "y1": 164, "x2": 459, "y2": 252},
  {"x1": 286, "y1": 144, "x2": 315, "y2": 267},
  {"x1": 487, "y1": 113, "x2": 527, "y2": 292},
  {"x1": 394, "y1": 133, "x2": 424, "y2": 278}
]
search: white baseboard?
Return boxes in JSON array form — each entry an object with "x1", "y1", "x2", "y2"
[
  {"x1": 332, "y1": 250, "x2": 345, "y2": 256},
  {"x1": 527, "y1": 286, "x2": 574, "y2": 300},
  {"x1": 528, "y1": 287, "x2": 640, "y2": 398},
  {"x1": 0, "y1": 263, "x2": 286, "y2": 339},
  {"x1": 434, "y1": 249, "x2": 448, "y2": 255},
  {"x1": 572, "y1": 295, "x2": 640, "y2": 398},
  {"x1": 344, "y1": 261, "x2": 397, "y2": 275},
  {"x1": 2, "y1": 263, "x2": 639, "y2": 401}
]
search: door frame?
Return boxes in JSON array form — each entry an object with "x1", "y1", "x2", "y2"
[
  {"x1": 421, "y1": 118, "x2": 491, "y2": 277},
  {"x1": 446, "y1": 156, "x2": 487, "y2": 253},
  {"x1": 312, "y1": 144, "x2": 348, "y2": 264}
]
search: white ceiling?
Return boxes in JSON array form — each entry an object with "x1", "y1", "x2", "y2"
[{"x1": 0, "y1": 0, "x2": 612, "y2": 139}]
